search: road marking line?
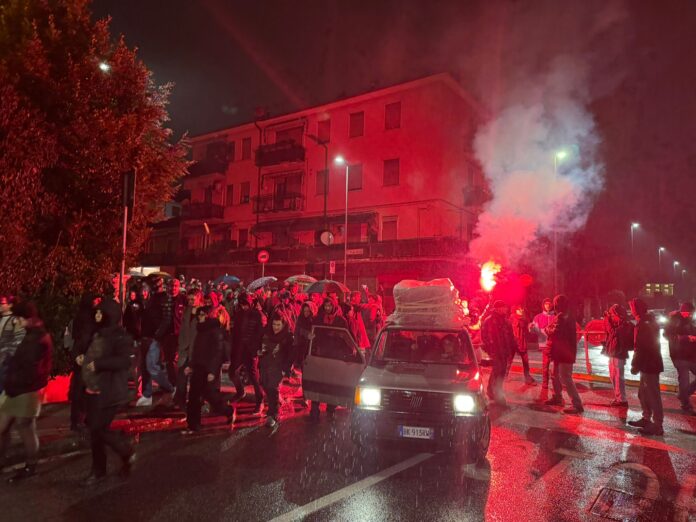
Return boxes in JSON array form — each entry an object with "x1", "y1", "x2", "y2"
[{"x1": 269, "y1": 452, "x2": 433, "y2": 522}]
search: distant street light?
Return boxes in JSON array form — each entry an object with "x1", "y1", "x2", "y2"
[
  {"x1": 674, "y1": 260, "x2": 680, "y2": 278},
  {"x1": 334, "y1": 155, "x2": 350, "y2": 288},
  {"x1": 658, "y1": 247, "x2": 665, "y2": 276},
  {"x1": 98, "y1": 61, "x2": 111, "y2": 73},
  {"x1": 683, "y1": 269, "x2": 688, "y2": 281},
  {"x1": 552, "y1": 149, "x2": 569, "y2": 295},
  {"x1": 630, "y1": 222, "x2": 639, "y2": 256}
]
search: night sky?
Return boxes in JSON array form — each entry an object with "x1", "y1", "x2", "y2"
[{"x1": 92, "y1": 0, "x2": 696, "y2": 279}]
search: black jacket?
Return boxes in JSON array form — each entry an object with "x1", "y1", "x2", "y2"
[
  {"x1": 664, "y1": 311, "x2": 696, "y2": 362},
  {"x1": 631, "y1": 314, "x2": 664, "y2": 374},
  {"x1": 259, "y1": 327, "x2": 293, "y2": 372},
  {"x1": 604, "y1": 314, "x2": 633, "y2": 359},
  {"x1": 72, "y1": 298, "x2": 96, "y2": 358},
  {"x1": 4, "y1": 324, "x2": 53, "y2": 398},
  {"x1": 546, "y1": 313, "x2": 577, "y2": 364},
  {"x1": 123, "y1": 299, "x2": 144, "y2": 340},
  {"x1": 232, "y1": 307, "x2": 264, "y2": 358},
  {"x1": 481, "y1": 312, "x2": 516, "y2": 364},
  {"x1": 86, "y1": 299, "x2": 133, "y2": 407},
  {"x1": 191, "y1": 319, "x2": 226, "y2": 375},
  {"x1": 142, "y1": 291, "x2": 173, "y2": 340}
]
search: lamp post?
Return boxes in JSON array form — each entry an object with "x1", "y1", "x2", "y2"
[
  {"x1": 552, "y1": 150, "x2": 568, "y2": 295},
  {"x1": 630, "y1": 223, "x2": 639, "y2": 256},
  {"x1": 334, "y1": 155, "x2": 350, "y2": 287},
  {"x1": 674, "y1": 261, "x2": 680, "y2": 279},
  {"x1": 658, "y1": 247, "x2": 665, "y2": 276},
  {"x1": 307, "y1": 133, "x2": 329, "y2": 278}
]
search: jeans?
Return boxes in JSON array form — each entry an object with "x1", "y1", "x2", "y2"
[
  {"x1": 541, "y1": 349, "x2": 552, "y2": 390},
  {"x1": 552, "y1": 362, "x2": 583, "y2": 409},
  {"x1": 142, "y1": 339, "x2": 173, "y2": 398},
  {"x1": 186, "y1": 366, "x2": 234, "y2": 430},
  {"x1": 638, "y1": 373, "x2": 663, "y2": 427},
  {"x1": 608, "y1": 357, "x2": 627, "y2": 402},
  {"x1": 230, "y1": 355, "x2": 262, "y2": 406},
  {"x1": 161, "y1": 335, "x2": 178, "y2": 388},
  {"x1": 85, "y1": 394, "x2": 131, "y2": 476},
  {"x1": 674, "y1": 359, "x2": 696, "y2": 408},
  {"x1": 260, "y1": 364, "x2": 283, "y2": 419}
]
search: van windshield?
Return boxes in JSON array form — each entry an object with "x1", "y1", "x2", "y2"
[{"x1": 371, "y1": 329, "x2": 475, "y2": 367}]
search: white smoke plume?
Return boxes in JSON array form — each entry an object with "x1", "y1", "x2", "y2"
[{"x1": 469, "y1": 55, "x2": 604, "y2": 267}]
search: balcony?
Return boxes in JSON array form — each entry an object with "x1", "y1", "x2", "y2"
[
  {"x1": 253, "y1": 192, "x2": 304, "y2": 214},
  {"x1": 181, "y1": 202, "x2": 224, "y2": 220},
  {"x1": 188, "y1": 158, "x2": 228, "y2": 178},
  {"x1": 255, "y1": 140, "x2": 305, "y2": 167}
]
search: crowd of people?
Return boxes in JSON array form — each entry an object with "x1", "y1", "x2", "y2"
[
  {"x1": 478, "y1": 293, "x2": 696, "y2": 438},
  {"x1": 0, "y1": 279, "x2": 694, "y2": 485}
]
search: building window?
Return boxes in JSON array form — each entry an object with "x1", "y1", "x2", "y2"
[
  {"x1": 348, "y1": 163, "x2": 362, "y2": 191},
  {"x1": 347, "y1": 223, "x2": 362, "y2": 243},
  {"x1": 383, "y1": 158, "x2": 400, "y2": 186},
  {"x1": 349, "y1": 111, "x2": 364, "y2": 138},
  {"x1": 240, "y1": 181, "x2": 250, "y2": 204},
  {"x1": 382, "y1": 216, "x2": 397, "y2": 241},
  {"x1": 318, "y1": 119, "x2": 330, "y2": 143},
  {"x1": 385, "y1": 102, "x2": 401, "y2": 130},
  {"x1": 225, "y1": 185, "x2": 234, "y2": 206},
  {"x1": 316, "y1": 169, "x2": 328, "y2": 195},
  {"x1": 242, "y1": 137, "x2": 252, "y2": 160},
  {"x1": 276, "y1": 126, "x2": 303, "y2": 144},
  {"x1": 238, "y1": 228, "x2": 248, "y2": 248}
]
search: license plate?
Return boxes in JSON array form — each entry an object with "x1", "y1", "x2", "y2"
[{"x1": 398, "y1": 425, "x2": 434, "y2": 440}]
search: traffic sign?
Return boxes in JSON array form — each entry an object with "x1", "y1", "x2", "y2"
[
  {"x1": 257, "y1": 250, "x2": 270, "y2": 263},
  {"x1": 329, "y1": 261, "x2": 336, "y2": 275}
]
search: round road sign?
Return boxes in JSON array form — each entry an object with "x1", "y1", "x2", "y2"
[{"x1": 257, "y1": 250, "x2": 270, "y2": 264}]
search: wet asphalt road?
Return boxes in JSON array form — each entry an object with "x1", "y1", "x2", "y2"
[{"x1": 1, "y1": 374, "x2": 696, "y2": 522}]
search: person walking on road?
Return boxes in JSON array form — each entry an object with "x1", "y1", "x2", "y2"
[
  {"x1": 664, "y1": 302, "x2": 696, "y2": 413},
  {"x1": 510, "y1": 305, "x2": 535, "y2": 385},
  {"x1": 175, "y1": 290, "x2": 202, "y2": 409},
  {"x1": 0, "y1": 295, "x2": 22, "y2": 395},
  {"x1": 78, "y1": 298, "x2": 135, "y2": 486},
  {"x1": 137, "y1": 277, "x2": 174, "y2": 407},
  {"x1": 182, "y1": 306, "x2": 235, "y2": 435},
  {"x1": 603, "y1": 304, "x2": 633, "y2": 407},
  {"x1": 531, "y1": 298, "x2": 555, "y2": 395},
  {"x1": 481, "y1": 300, "x2": 516, "y2": 406},
  {"x1": 258, "y1": 314, "x2": 293, "y2": 434},
  {"x1": 68, "y1": 294, "x2": 99, "y2": 431},
  {"x1": 627, "y1": 298, "x2": 664, "y2": 436},
  {"x1": 293, "y1": 301, "x2": 317, "y2": 371},
  {"x1": 229, "y1": 293, "x2": 264, "y2": 413},
  {"x1": 545, "y1": 295, "x2": 584, "y2": 414},
  {"x1": 0, "y1": 302, "x2": 53, "y2": 483}
]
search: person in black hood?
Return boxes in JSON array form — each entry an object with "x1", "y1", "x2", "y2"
[
  {"x1": 259, "y1": 314, "x2": 293, "y2": 434},
  {"x1": 68, "y1": 293, "x2": 100, "y2": 432},
  {"x1": 228, "y1": 293, "x2": 264, "y2": 412},
  {"x1": 0, "y1": 301, "x2": 52, "y2": 483},
  {"x1": 481, "y1": 300, "x2": 516, "y2": 406},
  {"x1": 627, "y1": 298, "x2": 664, "y2": 436},
  {"x1": 182, "y1": 307, "x2": 235, "y2": 434},
  {"x1": 664, "y1": 301, "x2": 696, "y2": 413},
  {"x1": 78, "y1": 298, "x2": 135, "y2": 486}
]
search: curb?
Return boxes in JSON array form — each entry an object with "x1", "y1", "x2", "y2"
[{"x1": 508, "y1": 364, "x2": 678, "y2": 394}]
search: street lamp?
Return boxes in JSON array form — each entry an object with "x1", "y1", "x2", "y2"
[
  {"x1": 674, "y1": 261, "x2": 680, "y2": 278},
  {"x1": 630, "y1": 222, "x2": 639, "y2": 256},
  {"x1": 334, "y1": 155, "x2": 350, "y2": 288},
  {"x1": 552, "y1": 149, "x2": 568, "y2": 295},
  {"x1": 658, "y1": 247, "x2": 665, "y2": 275}
]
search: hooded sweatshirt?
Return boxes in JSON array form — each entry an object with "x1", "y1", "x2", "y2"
[
  {"x1": 546, "y1": 295, "x2": 577, "y2": 364},
  {"x1": 630, "y1": 298, "x2": 663, "y2": 374}
]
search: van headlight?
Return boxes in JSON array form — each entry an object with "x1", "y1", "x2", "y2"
[
  {"x1": 453, "y1": 394, "x2": 477, "y2": 415},
  {"x1": 355, "y1": 387, "x2": 381, "y2": 410}
]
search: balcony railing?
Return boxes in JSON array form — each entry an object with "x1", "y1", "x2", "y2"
[
  {"x1": 253, "y1": 192, "x2": 304, "y2": 214},
  {"x1": 255, "y1": 140, "x2": 305, "y2": 167},
  {"x1": 181, "y1": 202, "x2": 224, "y2": 220},
  {"x1": 188, "y1": 158, "x2": 228, "y2": 177}
]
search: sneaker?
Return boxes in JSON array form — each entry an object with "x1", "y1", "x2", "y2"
[
  {"x1": 225, "y1": 411, "x2": 236, "y2": 426},
  {"x1": 544, "y1": 397, "x2": 564, "y2": 406},
  {"x1": 8, "y1": 465, "x2": 36, "y2": 483},
  {"x1": 265, "y1": 416, "x2": 276, "y2": 427},
  {"x1": 562, "y1": 406, "x2": 584, "y2": 414},
  {"x1": 610, "y1": 400, "x2": 629, "y2": 407},
  {"x1": 120, "y1": 451, "x2": 136, "y2": 479},
  {"x1": 268, "y1": 418, "x2": 279, "y2": 436},
  {"x1": 135, "y1": 396, "x2": 152, "y2": 407},
  {"x1": 639, "y1": 423, "x2": 664, "y2": 436},
  {"x1": 80, "y1": 473, "x2": 105, "y2": 487},
  {"x1": 627, "y1": 418, "x2": 651, "y2": 428}
]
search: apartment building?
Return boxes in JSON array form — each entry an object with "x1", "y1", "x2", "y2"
[{"x1": 142, "y1": 73, "x2": 488, "y2": 292}]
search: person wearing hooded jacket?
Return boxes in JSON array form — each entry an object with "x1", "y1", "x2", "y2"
[
  {"x1": 664, "y1": 302, "x2": 696, "y2": 413},
  {"x1": 0, "y1": 302, "x2": 52, "y2": 482},
  {"x1": 228, "y1": 293, "x2": 264, "y2": 412},
  {"x1": 175, "y1": 290, "x2": 202, "y2": 409},
  {"x1": 545, "y1": 295, "x2": 584, "y2": 414},
  {"x1": 68, "y1": 294, "x2": 99, "y2": 431},
  {"x1": 293, "y1": 301, "x2": 317, "y2": 370},
  {"x1": 258, "y1": 314, "x2": 293, "y2": 433},
  {"x1": 481, "y1": 300, "x2": 516, "y2": 406},
  {"x1": 78, "y1": 298, "x2": 135, "y2": 486},
  {"x1": 510, "y1": 305, "x2": 535, "y2": 385},
  {"x1": 627, "y1": 298, "x2": 664, "y2": 436},
  {"x1": 182, "y1": 306, "x2": 235, "y2": 434},
  {"x1": 603, "y1": 304, "x2": 633, "y2": 407},
  {"x1": 531, "y1": 298, "x2": 555, "y2": 393}
]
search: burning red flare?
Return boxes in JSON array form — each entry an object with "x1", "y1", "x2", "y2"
[{"x1": 480, "y1": 261, "x2": 502, "y2": 293}]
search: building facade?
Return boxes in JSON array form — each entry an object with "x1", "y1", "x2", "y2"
[{"x1": 142, "y1": 74, "x2": 488, "y2": 296}]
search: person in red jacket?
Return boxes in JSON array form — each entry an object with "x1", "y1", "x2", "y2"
[
  {"x1": 627, "y1": 298, "x2": 664, "y2": 436},
  {"x1": 544, "y1": 295, "x2": 584, "y2": 414}
]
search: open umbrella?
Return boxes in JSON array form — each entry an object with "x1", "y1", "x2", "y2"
[
  {"x1": 305, "y1": 279, "x2": 350, "y2": 298},
  {"x1": 247, "y1": 276, "x2": 278, "y2": 292},
  {"x1": 284, "y1": 274, "x2": 318, "y2": 289},
  {"x1": 213, "y1": 274, "x2": 241, "y2": 286},
  {"x1": 146, "y1": 271, "x2": 172, "y2": 280}
]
